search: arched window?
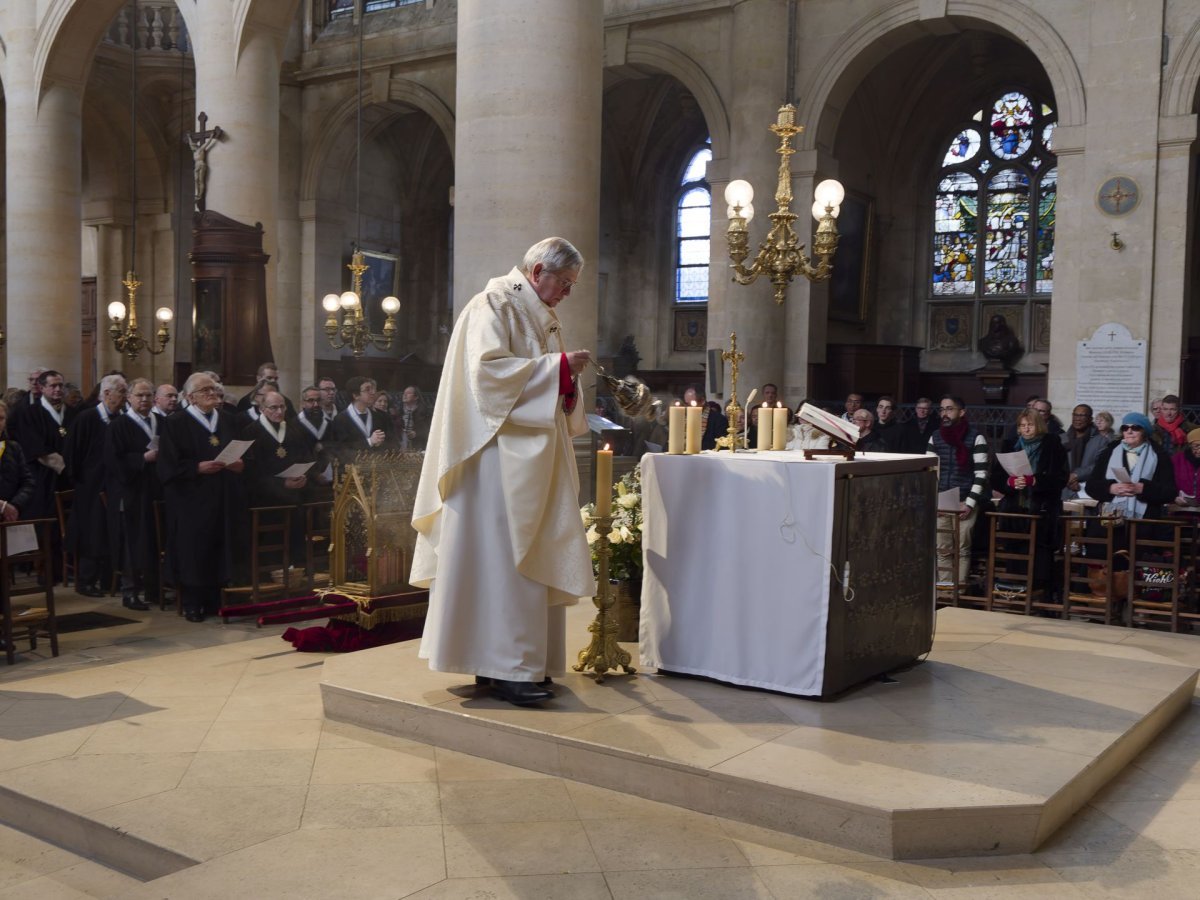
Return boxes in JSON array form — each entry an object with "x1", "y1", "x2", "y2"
[
  {"x1": 675, "y1": 146, "x2": 711, "y2": 304},
  {"x1": 930, "y1": 91, "x2": 1056, "y2": 350}
]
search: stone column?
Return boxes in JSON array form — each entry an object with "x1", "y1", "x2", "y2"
[
  {"x1": 190, "y1": 14, "x2": 285, "y2": 388},
  {"x1": 453, "y1": 0, "x2": 604, "y2": 351},
  {"x1": 720, "y1": 0, "x2": 790, "y2": 399},
  {"x1": 4, "y1": 57, "x2": 84, "y2": 384}
]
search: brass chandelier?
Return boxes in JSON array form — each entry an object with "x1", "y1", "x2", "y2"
[
  {"x1": 319, "y1": 7, "x2": 400, "y2": 357},
  {"x1": 108, "y1": 0, "x2": 173, "y2": 360},
  {"x1": 724, "y1": 103, "x2": 844, "y2": 304}
]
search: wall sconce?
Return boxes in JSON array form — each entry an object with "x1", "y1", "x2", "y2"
[{"x1": 725, "y1": 103, "x2": 843, "y2": 305}]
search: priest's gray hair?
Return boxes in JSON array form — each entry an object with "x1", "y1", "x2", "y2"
[
  {"x1": 521, "y1": 237, "x2": 583, "y2": 276},
  {"x1": 182, "y1": 372, "x2": 216, "y2": 396},
  {"x1": 129, "y1": 377, "x2": 154, "y2": 393},
  {"x1": 100, "y1": 374, "x2": 127, "y2": 395}
]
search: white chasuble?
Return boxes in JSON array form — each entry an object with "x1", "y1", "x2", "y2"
[{"x1": 413, "y1": 267, "x2": 590, "y2": 680}]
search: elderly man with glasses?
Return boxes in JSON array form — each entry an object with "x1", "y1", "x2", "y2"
[
  {"x1": 106, "y1": 378, "x2": 163, "y2": 609},
  {"x1": 412, "y1": 236, "x2": 594, "y2": 707},
  {"x1": 158, "y1": 372, "x2": 248, "y2": 622}
]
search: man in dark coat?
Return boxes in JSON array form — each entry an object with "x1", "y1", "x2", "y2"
[
  {"x1": 242, "y1": 390, "x2": 316, "y2": 561},
  {"x1": 17, "y1": 370, "x2": 77, "y2": 580},
  {"x1": 329, "y1": 377, "x2": 394, "y2": 464},
  {"x1": 294, "y1": 385, "x2": 334, "y2": 501},
  {"x1": 64, "y1": 374, "x2": 126, "y2": 597},
  {"x1": 902, "y1": 397, "x2": 938, "y2": 453},
  {"x1": 0, "y1": 400, "x2": 36, "y2": 525},
  {"x1": 105, "y1": 378, "x2": 162, "y2": 610},
  {"x1": 158, "y1": 372, "x2": 248, "y2": 622}
]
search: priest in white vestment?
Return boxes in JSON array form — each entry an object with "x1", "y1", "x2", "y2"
[{"x1": 412, "y1": 237, "x2": 593, "y2": 706}]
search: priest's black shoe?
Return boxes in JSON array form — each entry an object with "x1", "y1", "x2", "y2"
[
  {"x1": 184, "y1": 611, "x2": 205, "y2": 623},
  {"x1": 122, "y1": 594, "x2": 151, "y2": 611},
  {"x1": 476, "y1": 676, "x2": 554, "y2": 687},
  {"x1": 76, "y1": 584, "x2": 105, "y2": 598},
  {"x1": 490, "y1": 679, "x2": 553, "y2": 706}
]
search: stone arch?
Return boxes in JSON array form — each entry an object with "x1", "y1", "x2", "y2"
[
  {"x1": 1162, "y1": 16, "x2": 1200, "y2": 117},
  {"x1": 796, "y1": 0, "x2": 1086, "y2": 152},
  {"x1": 36, "y1": 0, "x2": 197, "y2": 100},
  {"x1": 300, "y1": 77, "x2": 454, "y2": 204},
  {"x1": 233, "y1": 0, "x2": 302, "y2": 60},
  {"x1": 623, "y1": 39, "x2": 730, "y2": 160}
]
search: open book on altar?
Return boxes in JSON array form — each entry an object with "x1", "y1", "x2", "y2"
[{"x1": 797, "y1": 402, "x2": 860, "y2": 447}]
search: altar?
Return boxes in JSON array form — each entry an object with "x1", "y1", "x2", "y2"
[{"x1": 640, "y1": 450, "x2": 938, "y2": 698}]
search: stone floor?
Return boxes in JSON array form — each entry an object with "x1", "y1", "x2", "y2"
[{"x1": 2, "y1": 592, "x2": 1200, "y2": 898}]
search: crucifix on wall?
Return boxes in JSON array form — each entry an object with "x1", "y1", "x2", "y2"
[{"x1": 185, "y1": 111, "x2": 223, "y2": 212}]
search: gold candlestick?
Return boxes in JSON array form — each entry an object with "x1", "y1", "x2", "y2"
[
  {"x1": 716, "y1": 332, "x2": 746, "y2": 451},
  {"x1": 574, "y1": 513, "x2": 635, "y2": 682}
]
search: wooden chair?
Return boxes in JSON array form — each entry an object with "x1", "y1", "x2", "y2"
[
  {"x1": 53, "y1": 490, "x2": 75, "y2": 587},
  {"x1": 984, "y1": 510, "x2": 1043, "y2": 616},
  {"x1": 303, "y1": 500, "x2": 333, "y2": 593},
  {"x1": 1169, "y1": 509, "x2": 1200, "y2": 633},
  {"x1": 2, "y1": 518, "x2": 59, "y2": 665},
  {"x1": 1127, "y1": 517, "x2": 1186, "y2": 631},
  {"x1": 1062, "y1": 515, "x2": 1122, "y2": 626},
  {"x1": 935, "y1": 510, "x2": 963, "y2": 607},
  {"x1": 219, "y1": 505, "x2": 292, "y2": 614}
]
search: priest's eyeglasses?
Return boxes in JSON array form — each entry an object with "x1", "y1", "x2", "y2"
[{"x1": 550, "y1": 272, "x2": 576, "y2": 291}]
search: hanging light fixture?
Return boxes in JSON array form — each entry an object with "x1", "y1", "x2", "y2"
[
  {"x1": 320, "y1": 10, "x2": 400, "y2": 357},
  {"x1": 108, "y1": 0, "x2": 173, "y2": 360}
]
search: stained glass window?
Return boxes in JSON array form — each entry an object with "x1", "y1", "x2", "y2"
[
  {"x1": 675, "y1": 146, "x2": 711, "y2": 304},
  {"x1": 931, "y1": 90, "x2": 1056, "y2": 298}
]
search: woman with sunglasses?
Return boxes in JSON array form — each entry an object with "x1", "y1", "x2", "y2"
[{"x1": 1086, "y1": 412, "x2": 1177, "y2": 521}]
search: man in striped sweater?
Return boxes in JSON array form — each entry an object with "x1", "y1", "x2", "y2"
[{"x1": 930, "y1": 395, "x2": 989, "y2": 586}]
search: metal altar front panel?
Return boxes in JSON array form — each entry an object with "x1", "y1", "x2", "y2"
[{"x1": 824, "y1": 462, "x2": 937, "y2": 696}]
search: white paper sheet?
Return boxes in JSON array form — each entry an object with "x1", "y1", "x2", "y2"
[
  {"x1": 4, "y1": 523, "x2": 38, "y2": 555},
  {"x1": 213, "y1": 439, "x2": 253, "y2": 466},
  {"x1": 1110, "y1": 466, "x2": 1132, "y2": 484},
  {"x1": 275, "y1": 462, "x2": 315, "y2": 479},
  {"x1": 938, "y1": 487, "x2": 962, "y2": 511},
  {"x1": 996, "y1": 450, "x2": 1034, "y2": 477}
]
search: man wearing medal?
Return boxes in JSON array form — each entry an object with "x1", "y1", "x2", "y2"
[
  {"x1": 295, "y1": 385, "x2": 334, "y2": 502},
  {"x1": 14, "y1": 370, "x2": 76, "y2": 575},
  {"x1": 242, "y1": 390, "x2": 315, "y2": 561},
  {"x1": 158, "y1": 372, "x2": 249, "y2": 622}
]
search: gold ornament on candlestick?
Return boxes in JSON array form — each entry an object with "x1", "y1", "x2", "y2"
[
  {"x1": 715, "y1": 331, "x2": 746, "y2": 451},
  {"x1": 725, "y1": 103, "x2": 843, "y2": 305},
  {"x1": 108, "y1": 271, "x2": 173, "y2": 360},
  {"x1": 574, "y1": 512, "x2": 636, "y2": 682}
]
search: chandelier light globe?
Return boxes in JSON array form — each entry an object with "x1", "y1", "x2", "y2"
[
  {"x1": 724, "y1": 179, "x2": 754, "y2": 210},
  {"x1": 339, "y1": 291, "x2": 360, "y2": 310},
  {"x1": 812, "y1": 199, "x2": 840, "y2": 221},
  {"x1": 321, "y1": 293, "x2": 341, "y2": 312},
  {"x1": 155, "y1": 307, "x2": 175, "y2": 323},
  {"x1": 381, "y1": 296, "x2": 401, "y2": 315},
  {"x1": 738, "y1": 202, "x2": 754, "y2": 223},
  {"x1": 813, "y1": 178, "x2": 846, "y2": 210},
  {"x1": 108, "y1": 300, "x2": 127, "y2": 321}
]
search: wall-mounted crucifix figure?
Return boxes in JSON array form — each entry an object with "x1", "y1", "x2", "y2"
[{"x1": 185, "y1": 112, "x2": 223, "y2": 212}]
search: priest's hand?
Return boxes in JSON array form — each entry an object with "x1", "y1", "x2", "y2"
[
  {"x1": 144, "y1": 449, "x2": 159, "y2": 463},
  {"x1": 566, "y1": 350, "x2": 591, "y2": 376},
  {"x1": 198, "y1": 460, "x2": 225, "y2": 475},
  {"x1": 226, "y1": 459, "x2": 245, "y2": 474},
  {"x1": 369, "y1": 429, "x2": 385, "y2": 447},
  {"x1": 284, "y1": 476, "x2": 306, "y2": 490},
  {"x1": 1, "y1": 502, "x2": 18, "y2": 522}
]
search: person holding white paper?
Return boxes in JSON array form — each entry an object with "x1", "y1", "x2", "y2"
[
  {"x1": 1087, "y1": 412, "x2": 1176, "y2": 519},
  {"x1": 242, "y1": 391, "x2": 316, "y2": 560},
  {"x1": 157, "y1": 371, "x2": 248, "y2": 622},
  {"x1": 930, "y1": 396, "x2": 989, "y2": 587},
  {"x1": 990, "y1": 409, "x2": 1068, "y2": 598}
]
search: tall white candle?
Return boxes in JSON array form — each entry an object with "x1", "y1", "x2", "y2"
[
  {"x1": 685, "y1": 402, "x2": 701, "y2": 454},
  {"x1": 595, "y1": 444, "x2": 613, "y2": 516},
  {"x1": 772, "y1": 403, "x2": 789, "y2": 451},
  {"x1": 668, "y1": 402, "x2": 684, "y2": 454},
  {"x1": 756, "y1": 402, "x2": 772, "y2": 451}
]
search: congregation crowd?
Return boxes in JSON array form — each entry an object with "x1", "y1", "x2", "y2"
[{"x1": 0, "y1": 363, "x2": 430, "y2": 622}]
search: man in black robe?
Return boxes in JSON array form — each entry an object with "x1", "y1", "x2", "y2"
[
  {"x1": 329, "y1": 377, "x2": 394, "y2": 464},
  {"x1": 158, "y1": 372, "x2": 248, "y2": 622},
  {"x1": 294, "y1": 385, "x2": 334, "y2": 502},
  {"x1": 106, "y1": 378, "x2": 161, "y2": 610},
  {"x1": 242, "y1": 390, "x2": 315, "y2": 562},
  {"x1": 15, "y1": 370, "x2": 76, "y2": 579},
  {"x1": 64, "y1": 374, "x2": 126, "y2": 597}
]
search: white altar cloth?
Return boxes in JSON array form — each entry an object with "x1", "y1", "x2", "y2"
[{"x1": 640, "y1": 450, "x2": 853, "y2": 696}]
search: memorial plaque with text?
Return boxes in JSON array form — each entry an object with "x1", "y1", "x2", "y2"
[{"x1": 1076, "y1": 322, "x2": 1146, "y2": 419}]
